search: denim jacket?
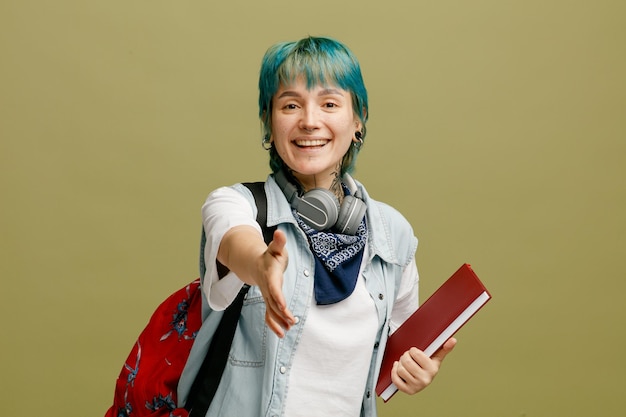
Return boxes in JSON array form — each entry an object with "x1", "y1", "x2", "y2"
[{"x1": 178, "y1": 175, "x2": 418, "y2": 417}]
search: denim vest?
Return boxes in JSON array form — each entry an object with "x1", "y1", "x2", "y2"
[{"x1": 178, "y1": 175, "x2": 418, "y2": 417}]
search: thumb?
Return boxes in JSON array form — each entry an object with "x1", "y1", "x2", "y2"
[
  {"x1": 267, "y1": 229, "x2": 287, "y2": 257},
  {"x1": 432, "y1": 337, "x2": 457, "y2": 365}
]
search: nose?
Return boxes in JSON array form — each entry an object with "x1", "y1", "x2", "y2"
[{"x1": 299, "y1": 106, "x2": 321, "y2": 132}]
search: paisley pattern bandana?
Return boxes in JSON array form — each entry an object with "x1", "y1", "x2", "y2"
[{"x1": 295, "y1": 213, "x2": 367, "y2": 305}]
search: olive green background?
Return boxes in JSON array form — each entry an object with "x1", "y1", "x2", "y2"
[{"x1": 1, "y1": 1, "x2": 624, "y2": 416}]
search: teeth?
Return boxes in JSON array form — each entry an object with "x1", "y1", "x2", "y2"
[{"x1": 296, "y1": 139, "x2": 327, "y2": 146}]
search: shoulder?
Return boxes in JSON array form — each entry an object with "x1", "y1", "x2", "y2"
[
  {"x1": 360, "y1": 183, "x2": 413, "y2": 235},
  {"x1": 201, "y1": 183, "x2": 260, "y2": 225},
  {"x1": 205, "y1": 183, "x2": 254, "y2": 202},
  {"x1": 203, "y1": 182, "x2": 261, "y2": 210},
  {"x1": 359, "y1": 184, "x2": 418, "y2": 267},
  {"x1": 368, "y1": 199, "x2": 412, "y2": 230}
]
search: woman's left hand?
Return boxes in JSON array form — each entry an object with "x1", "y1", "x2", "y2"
[{"x1": 391, "y1": 337, "x2": 457, "y2": 395}]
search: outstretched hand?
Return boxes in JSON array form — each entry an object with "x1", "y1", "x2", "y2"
[
  {"x1": 391, "y1": 337, "x2": 457, "y2": 395},
  {"x1": 218, "y1": 226, "x2": 294, "y2": 338},
  {"x1": 256, "y1": 229, "x2": 294, "y2": 337}
]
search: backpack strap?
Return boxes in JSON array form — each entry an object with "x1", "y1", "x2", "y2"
[{"x1": 186, "y1": 181, "x2": 275, "y2": 416}]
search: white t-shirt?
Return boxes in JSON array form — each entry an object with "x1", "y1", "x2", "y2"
[
  {"x1": 202, "y1": 186, "x2": 419, "y2": 416},
  {"x1": 284, "y1": 272, "x2": 378, "y2": 416}
]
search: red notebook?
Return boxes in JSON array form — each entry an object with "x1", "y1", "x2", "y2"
[{"x1": 376, "y1": 263, "x2": 491, "y2": 402}]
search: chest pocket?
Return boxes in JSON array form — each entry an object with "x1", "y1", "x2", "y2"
[
  {"x1": 229, "y1": 285, "x2": 268, "y2": 367},
  {"x1": 367, "y1": 257, "x2": 406, "y2": 333}
]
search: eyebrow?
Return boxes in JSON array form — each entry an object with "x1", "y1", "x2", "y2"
[
  {"x1": 276, "y1": 88, "x2": 345, "y2": 99},
  {"x1": 319, "y1": 88, "x2": 344, "y2": 96}
]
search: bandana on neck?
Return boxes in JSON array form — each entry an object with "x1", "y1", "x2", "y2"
[{"x1": 295, "y1": 213, "x2": 367, "y2": 305}]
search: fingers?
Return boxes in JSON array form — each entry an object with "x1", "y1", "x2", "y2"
[
  {"x1": 261, "y1": 229, "x2": 294, "y2": 337},
  {"x1": 265, "y1": 306, "x2": 291, "y2": 338},
  {"x1": 391, "y1": 348, "x2": 434, "y2": 395},
  {"x1": 265, "y1": 302, "x2": 295, "y2": 338},
  {"x1": 265, "y1": 230, "x2": 289, "y2": 312},
  {"x1": 264, "y1": 285, "x2": 295, "y2": 338},
  {"x1": 391, "y1": 359, "x2": 425, "y2": 395},
  {"x1": 391, "y1": 338, "x2": 457, "y2": 395}
]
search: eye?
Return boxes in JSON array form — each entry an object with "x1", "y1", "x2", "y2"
[
  {"x1": 283, "y1": 103, "x2": 299, "y2": 110},
  {"x1": 323, "y1": 102, "x2": 339, "y2": 108}
]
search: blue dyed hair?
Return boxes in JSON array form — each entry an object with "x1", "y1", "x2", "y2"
[{"x1": 258, "y1": 36, "x2": 369, "y2": 174}]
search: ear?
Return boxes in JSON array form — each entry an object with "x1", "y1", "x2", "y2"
[{"x1": 354, "y1": 108, "x2": 366, "y2": 130}]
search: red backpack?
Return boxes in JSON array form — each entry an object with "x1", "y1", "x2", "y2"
[
  {"x1": 105, "y1": 279, "x2": 202, "y2": 417},
  {"x1": 105, "y1": 182, "x2": 272, "y2": 417}
]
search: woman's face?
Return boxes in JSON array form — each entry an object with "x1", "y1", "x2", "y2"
[{"x1": 271, "y1": 77, "x2": 361, "y2": 190}]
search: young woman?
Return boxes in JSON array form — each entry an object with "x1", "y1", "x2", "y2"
[{"x1": 179, "y1": 36, "x2": 456, "y2": 417}]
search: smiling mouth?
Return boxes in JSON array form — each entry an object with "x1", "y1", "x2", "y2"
[{"x1": 295, "y1": 139, "x2": 328, "y2": 147}]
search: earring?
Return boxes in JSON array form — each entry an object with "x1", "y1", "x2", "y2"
[
  {"x1": 353, "y1": 131, "x2": 364, "y2": 148},
  {"x1": 262, "y1": 134, "x2": 272, "y2": 150}
]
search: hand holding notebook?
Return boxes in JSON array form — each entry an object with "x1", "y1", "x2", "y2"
[{"x1": 376, "y1": 263, "x2": 491, "y2": 401}]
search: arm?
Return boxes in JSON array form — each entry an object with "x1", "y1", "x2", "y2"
[
  {"x1": 201, "y1": 186, "x2": 295, "y2": 337},
  {"x1": 217, "y1": 226, "x2": 295, "y2": 337}
]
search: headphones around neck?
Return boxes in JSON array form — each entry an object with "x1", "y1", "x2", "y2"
[{"x1": 274, "y1": 169, "x2": 367, "y2": 235}]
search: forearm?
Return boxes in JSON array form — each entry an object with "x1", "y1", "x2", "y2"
[{"x1": 217, "y1": 225, "x2": 267, "y2": 286}]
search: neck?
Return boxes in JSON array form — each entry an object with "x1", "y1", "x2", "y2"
[{"x1": 289, "y1": 169, "x2": 344, "y2": 202}]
